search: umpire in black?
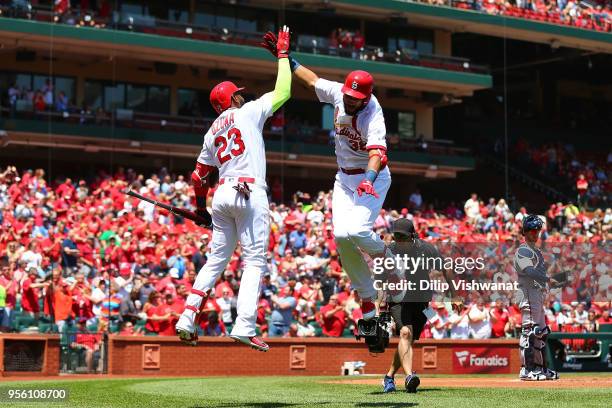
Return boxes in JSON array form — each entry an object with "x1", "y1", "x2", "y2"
[{"x1": 381, "y1": 218, "x2": 444, "y2": 394}]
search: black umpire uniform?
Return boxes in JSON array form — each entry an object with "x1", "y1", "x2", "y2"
[{"x1": 385, "y1": 218, "x2": 442, "y2": 339}]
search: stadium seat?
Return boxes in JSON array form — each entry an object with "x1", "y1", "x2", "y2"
[
  {"x1": 134, "y1": 319, "x2": 147, "y2": 332},
  {"x1": 310, "y1": 321, "x2": 323, "y2": 337},
  {"x1": 15, "y1": 314, "x2": 36, "y2": 331},
  {"x1": 38, "y1": 322, "x2": 52, "y2": 333}
]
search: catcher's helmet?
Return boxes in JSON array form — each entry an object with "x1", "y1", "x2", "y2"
[
  {"x1": 392, "y1": 218, "x2": 416, "y2": 237},
  {"x1": 341, "y1": 70, "x2": 373, "y2": 101},
  {"x1": 210, "y1": 81, "x2": 244, "y2": 115},
  {"x1": 522, "y1": 214, "x2": 543, "y2": 235}
]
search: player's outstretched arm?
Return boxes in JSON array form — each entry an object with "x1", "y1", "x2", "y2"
[
  {"x1": 293, "y1": 64, "x2": 319, "y2": 89},
  {"x1": 269, "y1": 25, "x2": 292, "y2": 113},
  {"x1": 261, "y1": 27, "x2": 318, "y2": 89}
]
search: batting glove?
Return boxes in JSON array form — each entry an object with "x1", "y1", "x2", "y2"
[
  {"x1": 195, "y1": 208, "x2": 213, "y2": 228},
  {"x1": 356, "y1": 179, "x2": 379, "y2": 198},
  {"x1": 260, "y1": 31, "x2": 278, "y2": 57},
  {"x1": 261, "y1": 26, "x2": 291, "y2": 59},
  {"x1": 276, "y1": 25, "x2": 290, "y2": 58}
]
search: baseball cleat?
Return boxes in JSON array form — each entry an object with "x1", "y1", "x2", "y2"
[
  {"x1": 361, "y1": 300, "x2": 376, "y2": 321},
  {"x1": 405, "y1": 373, "x2": 420, "y2": 393},
  {"x1": 176, "y1": 327, "x2": 198, "y2": 346},
  {"x1": 229, "y1": 335, "x2": 270, "y2": 352},
  {"x1": 382, "y1": 375, "x2": 396, "y2": 393},
  {"x1": 543, "y1": 368, "x2": 559, "y2": 380},
  {"x1": 519, "y1": 370, "x2": 547, "y2": 381}
]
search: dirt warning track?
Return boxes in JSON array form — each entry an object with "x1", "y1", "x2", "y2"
[{"x1": 327, "y1": 374, "x2": 612, "y2": 389}]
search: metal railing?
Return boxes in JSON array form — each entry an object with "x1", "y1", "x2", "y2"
[
  {"x1": 0, "y1": 4, "x2": 489, "y2": 74},
  {"x1": 483, "y1": 154, "x2": 570, "y2": 202},
  {"x1": 1, "y1": 106, "x2": 473, "y2": 157}
]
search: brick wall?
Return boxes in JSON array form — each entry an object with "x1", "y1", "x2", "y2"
[
  {"x1": 0, "y1": 333, "x2": 520, "y2": 377},
  {"x1": 0, "y1": 334, "x2": 60, "y2": 377},
  {"x1": 109, "y1": 336, "x2": 521, "y2": 376}
]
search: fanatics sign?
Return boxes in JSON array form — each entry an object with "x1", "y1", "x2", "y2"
[{"x1": 452, "y1": 347, "x2": 511, "y2": 373}]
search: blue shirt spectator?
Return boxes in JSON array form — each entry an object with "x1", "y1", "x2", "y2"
[
  {"x1": 61, "y1": 233, "x2": 79, "y2": 269},
  {"x1": 269, "y1": 292, "x2": 297, "y2": 337},
  {"x1": 289, "y1": 226, "x2": 307, "y2": 252}
]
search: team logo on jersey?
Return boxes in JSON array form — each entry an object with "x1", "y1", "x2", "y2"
[{"x1": 351, "y1": 81, "x2": 358, "y2": 90}]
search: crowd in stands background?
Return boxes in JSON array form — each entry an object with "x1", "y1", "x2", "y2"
[
  {"x1": 5, "y1": 80, "x2": 110, "y2": 125},
  {"x1": 510, "y1": 138, "x2": 610, "y2": 208},
  {"x1": 421, "y1": 0, "x2": 611, "y2": 31},
  {"x1": 0, "y1": 165, "x2": 610, "y2": 348}
]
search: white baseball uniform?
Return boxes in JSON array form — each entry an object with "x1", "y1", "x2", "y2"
[
  {"x1": 315, "y1": 78, "x2": 391, "y2": 300},
  {"x1": 177, "y1": 93, "x2": 273, "y2": 337}
]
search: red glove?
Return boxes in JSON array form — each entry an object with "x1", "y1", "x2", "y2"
[
  {"x1": 260, "y1": 31, "x2": 278, "y2": 57},
  {"x1": 276, "y1": 25, "x2": 290, "y2": 58},
  {"x1": 356, "y1": 179, "x2": 379, "y2": 198},
  {"x1": 260, "y1": 25, "x2": 291, "y2": 58}
]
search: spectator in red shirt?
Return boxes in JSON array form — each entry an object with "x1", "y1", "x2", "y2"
[
  {"x1": 318, "y1": 295, "x2": 347, "y2": 337},
  {"x1": 144, "y1": 291, "x2": 171, "y2": 335},
  {"x1": 352, "y1": 30, "x2": 365, "y2": 58},
  {"x1": 489, "y1": 299, "x2": 510, "y2": 338},
  {"x1": 72, "y1": 319, "x2": 100, "y2": 373},
  {"x1": 597, "y1": 310, "x2": 611, "y2": 325},
  {"x1": 256, "y1": 297, "x2": 271, "y2": 337},
  {"x1": 119, "y1": 320, "x2": 143, "y2": 336},
  {"x1": 21, "y1": 269, "x2": 46, "y2": 317},
  {"x1": 199, "y1": 295, "x2": 222, "y2": 329},
  {"x1": 576, "y1": 174, "x2": 588, "y2": 207},
  {"x1": 164, "y1": 292, "x2": 182, "y2": 334},
  {"x1": 507, "y1": 303, "x2": 522, "y2": 336}
]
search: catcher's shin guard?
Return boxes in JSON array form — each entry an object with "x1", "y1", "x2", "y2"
[
  {"x1": 520, "y1": 325, "x2": 550, "y2": 372},
  {"x1": 519, "y1": 325, "x2": 537, "y2": 372}
]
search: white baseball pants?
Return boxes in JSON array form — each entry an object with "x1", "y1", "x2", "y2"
[
  {"x1": 177, "y1": 181, "x2": 270, "y2": 337},
  {"x1": 332, "y1": 167, "x2": 391, "y2": 300}
]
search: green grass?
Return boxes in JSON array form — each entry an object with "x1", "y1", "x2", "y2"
[{"x1": 0, "y1": 375, "x2": 610, "y2": 408}]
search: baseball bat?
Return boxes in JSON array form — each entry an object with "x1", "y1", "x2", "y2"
[{"x1": 125, "y1": 189, "x2": 211, "y2": 227}]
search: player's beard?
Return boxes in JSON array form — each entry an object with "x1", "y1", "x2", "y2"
[{"x1": 343, "y1": 95, "x2": 364, "y2": 115}]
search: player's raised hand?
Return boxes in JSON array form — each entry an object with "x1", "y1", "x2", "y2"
[
  {"x1": 356, "y1": 179, "x2": 379, "y2": 199},
  {"x1": 260, "y1": 31, "x2": 278, "y2": 57},
  {"x1": 276, "y1": 25, "x2": 291, "y2": 58}
]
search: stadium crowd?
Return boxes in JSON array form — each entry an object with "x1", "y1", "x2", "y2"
[
  {"x1": 511, "y1": 139, "x2": 611, "y2": 209},
  {"x1": 424, "y1": 0, "x2": 612, "y2": 32},
  {"x1": 0, "y1": 165, "x2": 610, "y2": 348},
  {"x1": 3, "y1": 0, "x2": 609, "y2": 33}
]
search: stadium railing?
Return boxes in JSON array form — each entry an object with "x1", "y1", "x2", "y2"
[
  {"x1": 0, "y1": 107, "x2": 473, "y2": 157},
  {"x1": 546, "y1": 330, "x2": 612, "y2": 372},
  {"x1": 0, "y1": 4, "x2": 489, "y2": 74}
]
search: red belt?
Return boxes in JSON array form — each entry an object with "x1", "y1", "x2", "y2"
[
  {"x1": 340, "y1": 168, "x2": 365, "y2": 175},
  {"x1": 219, "y1": 177, "x2": 255, "y2": 185}
]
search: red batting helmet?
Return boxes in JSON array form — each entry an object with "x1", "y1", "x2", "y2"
[
  {"x1": 209, "y1": 81, "x2": 245, "y2": 114},
  {"x1": 341, "y1": 70, "x2": 373, "y2": 101}
]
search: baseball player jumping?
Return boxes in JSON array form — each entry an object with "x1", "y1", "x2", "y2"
[
  {"x1": 514, "y1": 214, "x2": 560, "y2": 380},
  {"x1": 262, "y1": 32, "x2": 392, "y2": 320},
  {"x1": 175, "y1": 26, "x2": 292, "y2": 352}
]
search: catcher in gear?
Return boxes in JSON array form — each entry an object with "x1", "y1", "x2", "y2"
[{"x1": 514, "y1": 214, "x2": 560, "y2": 381}]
